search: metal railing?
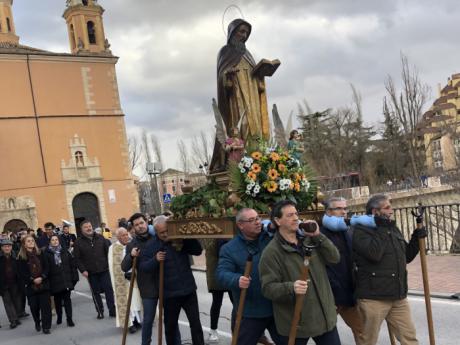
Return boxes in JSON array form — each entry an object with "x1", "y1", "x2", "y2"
[{"x1": 349, "y1": 204, "x2": 460, "y2": 254}]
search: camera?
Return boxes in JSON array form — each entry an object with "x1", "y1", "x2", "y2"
[{"x1": 298, "y1": 222, "x2": 317, "y2": 233}]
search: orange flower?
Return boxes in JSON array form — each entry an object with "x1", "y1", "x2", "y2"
[
  {"x1": 268, "y1": 169, "x2": 279, "y2": 180},
  {"x1": 247, "y1": 171, "x2": 257, "y2": 181},
  {"x1": 266, "y1": 181, "x2": 278, "y2": 193},
  {"x1": 294, "y1": 182, "x2": 301, "y2": 192},
  {"x1": 278, "y1": 164, "x2": 287, "y2": 172},
  {"x1": 251, "y1": 151, "x2": 262, "y2": 160},
  {"x1": 251, "y1": 163, "x2": 261, "y2": 173},
  {"x1": 289, "y1": 181, "x2": 295, "y2": 189},
  {"x1": 270, "y1": 152, "x2": 280, "y2": 161}
]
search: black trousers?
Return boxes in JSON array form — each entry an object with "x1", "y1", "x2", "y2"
[
  {"x1": 210, "y1": 290, "x2": 234, "y2": 330},
  {"x1": 53, "y1": 289, "x2": 73, "y2": 320},
  {"x1": 1, "y1": 286, "x2": 22, "y2": 322},
  {"x1": 237, "y1": 316, "x2": 281, "y2": 345},
  {"x1": 164, "y1": 291, "x2": 204, "y2": 345},
  {"x1": 28, "y1": 291, "x2": 52, "y2": 330},
  {"x1": 88, "y1": 271, "x2": 115, "y2": 314}
]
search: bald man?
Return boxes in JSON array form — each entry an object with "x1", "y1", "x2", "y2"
[{"x1": 108, "y1": 228, "x2": 142, "y2": 333}]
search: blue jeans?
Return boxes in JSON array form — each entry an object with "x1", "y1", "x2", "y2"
[
  {"x1": 279, "y1": 326, "x2": 341, "y2": 345},
  {"x1": 142, "y1": 298, "x2": 181, "y2": 345}
]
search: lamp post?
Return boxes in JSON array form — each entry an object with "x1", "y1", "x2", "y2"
[{"x1": 146, "y1": 162, "x2": 162, "y2": 215}]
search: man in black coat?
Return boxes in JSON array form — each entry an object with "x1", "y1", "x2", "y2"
[
  {"x1": 139, "y1": 215, "x2": 204, "y2": 345},
  {"x1": 0, "y1": 239, "x2": 22, "y2": 329},
  {"x1": 37, "y1": 222, "x2": 55, "y2": 249},
  {"x1": 352, "y1": 194, "x2": 426, "y2": 345},
  {"x1": 73, "y1": 219, "x2": 115, "y2": 319},
  {"x1": 60, "y1": 224, "x2": 77, "y2": 250},
  {"x1": 321, "y1": 197, "x2": 364, "y2": 345}
]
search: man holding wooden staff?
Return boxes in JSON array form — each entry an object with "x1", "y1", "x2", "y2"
[
  {"x1": 351, "y1": 194, "x2": 426, "y2": 345},
  {"x1": 216, "y1": 208, "x2": 281, "y2": 345},
  {"x1": 259, "y1": 200, "x2": 341, "y2": 345}
]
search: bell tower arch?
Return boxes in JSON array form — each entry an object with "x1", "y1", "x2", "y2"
[
  {"x1": 0, "y1": 0, "x2": 19, "y2": 44},
  {"x1": 63, "y1": 0, "x2": 110, "y2": 54}
]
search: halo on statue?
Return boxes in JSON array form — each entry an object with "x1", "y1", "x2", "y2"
[{"x1": 221, "y1": 5, "x2": 245, "y2": 36}]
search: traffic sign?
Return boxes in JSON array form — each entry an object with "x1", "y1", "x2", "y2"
[{"x1": 163, "y1": 193, "x2": 172, "y2": 204}]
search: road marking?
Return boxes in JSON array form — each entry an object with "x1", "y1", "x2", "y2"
[
  {"x1": 74, "y1": 290, "x2": 233, "y2": 338},
  {"x1": 408, "y1": 296, "x2": 460, "y2": 306}
]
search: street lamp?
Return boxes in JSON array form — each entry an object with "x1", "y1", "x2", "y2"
[{"x1": 146, "y1": 162, "x2": 162, "y2": 215}]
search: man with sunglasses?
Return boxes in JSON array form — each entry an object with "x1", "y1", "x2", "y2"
[
  {"x1": 216, "y1": 208, "x2": 281, "y2": 345},
  {"x1": 321, "y1": 197, "x2": 364, "y2": 344},
  {"x1": 352, "y1": 194, "x2": 426, "y2": 345}
]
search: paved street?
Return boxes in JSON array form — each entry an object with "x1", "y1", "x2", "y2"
[{"x1": 1, "y1": 271, "x2": 459, "y2": 345}]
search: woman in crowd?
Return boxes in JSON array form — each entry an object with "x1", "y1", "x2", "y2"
[
  {"x1": 45, "y1": 234, "x2": 79, "y2": 327},
  {"x1": 17, "y1": 235, "x2": 52, "y2": 334}
]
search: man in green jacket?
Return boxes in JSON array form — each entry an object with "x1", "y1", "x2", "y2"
[{"x1": 259, "y1": 200, "x2": 341, "y2": 345}]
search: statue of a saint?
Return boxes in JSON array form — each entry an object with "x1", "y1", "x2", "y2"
[
  {"x1": 287, "y1": 129, "x2": 304, "y2": 161},
  {"x1": 225, "y1": 127, "x2": 245, "y2": 163},
  {"x1": 210, "y1": 18, "x2": 280, "y2": 173}
]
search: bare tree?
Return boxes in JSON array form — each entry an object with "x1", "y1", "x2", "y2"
[
  {"x1": 177, "y1": 139, "x2": 189, "y2": 173},
  {"x1": 150, "y1": 134, "x2": 164, "y2": 171},
  {"x1": 190, "y1": 130, "x2": 212, "y2": 171},
  {"x1": 142, "y1": 130, "x2": 153, "y2": 164},
  {"x1": 128, "y1": 134, "x2": 143, "y2": 171},
  {"x1": 384, "y1": 53, "x2": 430, "y2": 179}
]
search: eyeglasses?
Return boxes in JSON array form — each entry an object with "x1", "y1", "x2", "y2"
[
  {"x1": 328, "y1": 207, "x2": 349, "y2": 212},
  {"x1": 239, "y1": 216, "x2": 261, "y2": 223}
]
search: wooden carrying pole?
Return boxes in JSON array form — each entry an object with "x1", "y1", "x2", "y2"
[
  {"x1": 158, "y1": 258, "x2": 165, "y2": 345},
  {"x1": 288, "y1": 256, "x2": 310, "y2": 345},
  {"x1": 231, "y1": 254, "x2": 253, "y2": 345},
  {"x1": 417, "y1": 225, "x2": 436, "y2": 345},
  {"x1": 121, "y1": 256, "x2": 137, "y2": 345}
]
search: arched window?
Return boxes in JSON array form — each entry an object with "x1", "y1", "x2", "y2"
[
  {"x1": 70, "y1": 24, "x2": 76, "y2": 50},
  {"x1": 82, "y1": 0, "x2": 89, "y2": 5},
  {"x1": 8, "y1": 198, "x2": 15, "y2": 209},
  {"x1": 6, "y1": 18, "x2": 11, "y2": 32},
  {"x1": 87, "y1": 21, "x2": 96, "y2": 44},
  {"x1": 75, "y1": 151, "x2": 84, "y2": 166}
]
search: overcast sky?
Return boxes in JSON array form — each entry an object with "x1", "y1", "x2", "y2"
[{"x1": 12, "y1": 0, "x2": 460, "y2": 171}]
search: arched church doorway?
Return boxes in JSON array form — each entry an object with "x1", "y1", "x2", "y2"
[
  {"x1": 72, "y1": 192, "x2": 101, "y2": 236},
  {"x1": 3, "y1": 219, "x2": 28, "y2": 234}
]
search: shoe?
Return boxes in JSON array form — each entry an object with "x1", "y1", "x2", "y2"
[
  {"x1": 57, "y1": 315, "x2": 62, "y2": 325},
  {"x1": 258, "y1": 335, "x2": 275, "y2": 345},
  {"x1": 129, "y1": 325, "x2": 137, "y2": 334},
  {"x1": 109, "y1": 310, "x2": 116, "y2": 318},
  {"x1": 19, "y1": 312, "x2": 30, "y2": 318},
  {"x1": 43, "y1": 329, "x2": 51, "y2": 334},
  {"x1": 67, "y1": 319, "x2": 75, "y2": 327},
  {"x1": 133, "y1": 320, "x2": 142, "y2": 330},
  {"x1": 97, "y1": 312, "x2": 104, "y2": 319},
  {"x1": 35, "y1": 323, "x2": 41, "y2": 332},
  {"x1": 208, "y1": 329, "x2": 219, "y2": 342},
  {"x1": 10, "y1": 321, "x2": 19, "y2": 329}
]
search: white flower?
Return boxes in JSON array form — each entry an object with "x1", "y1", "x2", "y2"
[
  {"x1": 246, "y1": 190, "x2": 251, "y2": 195},
  {"x1": 254, "y1": 185, "x2": 260, "y2": 193},
  {"x1": 240, "y1": 168, "x2": 246, "y2": 173},
  {"x1": 238, "y1": 162, "x2": 244, "y2": 169},
  {"x1": 246, "y1": 184, "x2": 252, "y2": 191}
]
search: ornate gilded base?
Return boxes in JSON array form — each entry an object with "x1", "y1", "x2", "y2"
[{"x1": 167, "y1": 217, "x2": 236, "y2": 239}]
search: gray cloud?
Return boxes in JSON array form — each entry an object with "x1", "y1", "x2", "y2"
[{"x1": 11, "y1": 0, "x2": 460, "y2": 170}]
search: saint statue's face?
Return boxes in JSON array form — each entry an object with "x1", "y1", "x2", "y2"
[{"x1": 234, "y1": 24, "x2": 250, "y2": 43}]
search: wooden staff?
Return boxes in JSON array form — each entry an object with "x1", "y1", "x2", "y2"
[
  {"x1": 231, "y1": 254, "x2": 253, "y2": 345},
  {"x1": 158, "y1": 248, "x2": 165, "y2": 345},
  {"x1": 412, "y1": 206, "x2": 435, "y2": 345},
  {"x1": 122, "y1": 256, "x2": 137, "y2": 345},
  {"x1": 288, "y1": 253, "x2": 311, "y2": 345}
]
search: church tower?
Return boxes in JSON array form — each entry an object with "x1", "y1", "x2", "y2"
[
  {"x1": 0, "y1": 0, "x2": 19, "y2": 44},
  {"x1": 63, "y1": 0, "x2": 110, "y2": 54}
]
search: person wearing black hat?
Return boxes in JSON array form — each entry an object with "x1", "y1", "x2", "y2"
[{"x1": 0, "y1": 239, "x2": 22, "y2": 329}]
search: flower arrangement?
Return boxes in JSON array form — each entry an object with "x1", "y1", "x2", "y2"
[{"x1": 230, "y1": 140, "x2": 316, "y2": 211}]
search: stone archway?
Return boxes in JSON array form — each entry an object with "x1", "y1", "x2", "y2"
[
  {"x1": 3, "y1": 219, "x2": 28, "y2": 234},
  {"x1": 72, "y1": 192, "x2": 101, "y2": 235}
]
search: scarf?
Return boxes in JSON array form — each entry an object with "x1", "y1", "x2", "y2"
[
  {"x1": 48, "y1": 244, "x2": 62, "y2": 266},
  {"x1": 26, "y1": 250, "x2": 42, "y2": 279},
  {"x1": 350, "y1": 215, "x2": 377, "y2": 229},
  {"x1": 322, "y1": 214, "x2": 348, "y2": 232}
]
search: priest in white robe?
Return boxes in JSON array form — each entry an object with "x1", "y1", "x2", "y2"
[{"x1": 108, "y1": 227, "x2": 143, "y2": 332}]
